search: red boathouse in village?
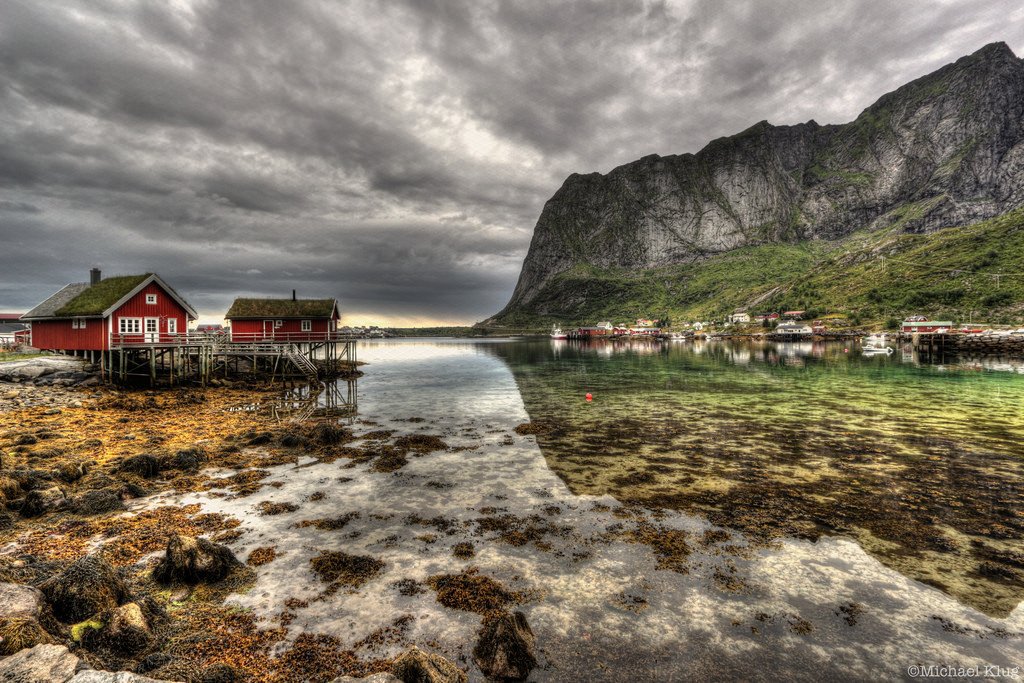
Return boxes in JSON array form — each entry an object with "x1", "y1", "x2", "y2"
[
  {"x1": 225, "y1": 292, "x2": 341, "y2": 343},
  {"x1": 21, "y1": 269, "x2": 197, "y2": 356}
]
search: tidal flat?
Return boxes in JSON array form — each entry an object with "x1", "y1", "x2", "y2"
[{"x1": 0, "y1": 339, "x2": 1022, "y2": 681}]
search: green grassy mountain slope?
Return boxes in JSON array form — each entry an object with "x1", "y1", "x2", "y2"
[{"x1": 491, "y1": 207, "x2": 1024, "y2": 328}]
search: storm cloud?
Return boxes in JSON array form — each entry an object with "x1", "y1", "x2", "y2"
[{"x1": 0, "y1": 0, "x2": 1020, "y2": 324}]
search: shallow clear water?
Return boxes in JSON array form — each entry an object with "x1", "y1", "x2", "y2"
[{"x1": 152, "y1": 338, "x2": 1024, "y2": 680}]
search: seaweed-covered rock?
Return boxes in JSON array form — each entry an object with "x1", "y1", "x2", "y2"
[
  {"x1": 55, "y1": 462, "x2": 91, "y2": 484},
  {"x1": 0, "y1": 473, "x2": 22, "y2": 499},
  {"x1": 194, "y1": 663, "x2": 242, "y2": 682},
  {"x1": 153, "y1": 535, "x2": 241, "y2": 584},
  {"x1": 0, "y1": 510, "x2": 16, "y2": 530},
  {"x1": 390, "y1": 646, "x2": 467, "y2": 683},
  {"x1": 278, "y1": 432, "x2": 308, "y2": 448},
  {"x1": 117, "y1": 454, "x2": 162, "y2": 479},
  {"x1": 41, "y1": 555, "x2": 131, "y2": 623},
  {"x1": 10, "y1": 468, "x2": 54, "y2": 492},
  {"x1": 0, "y1": 617, "x2": 57, "y2": 655},
  {"x1": 0, "y1": 643, "x2": 84, "y2": 682},
  {"x1": 165, "y1": 448, "x2": 207, "y2": 472},
  {"x1": 0, "y1": 555, "x2": 62, "y2": 587},
  {"x1": 72, "y1": 489, "x2": 126, "y2": 515},
  {"x1": 20, "y1": 485, "x2": 67, "y2": 517},
  {"x1": 69, "y1": 670, "x2": 171, "y2": 682},
  {"x1": 135, "y1": 653, "x2": 172, "y2": 674},
  {"x1": 308, "y1": 423, "x2": 350, "y2": 446},
  {"x1": 244, "y1": 431, "x2": 274, "y2": 446},
  {"x1": 83, "y1": 602, "x2": 155, "y2": 655},
  {"x1": 472, "y1": 611, "x2": 537, "y2": 681}
]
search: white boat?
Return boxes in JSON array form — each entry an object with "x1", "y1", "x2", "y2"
[
  {"x1": 550, "y1": 325, "x2": 568, "y2": 340},
  {"x1": 862, "y1": 333, "x2": 893, "y2": 355}
]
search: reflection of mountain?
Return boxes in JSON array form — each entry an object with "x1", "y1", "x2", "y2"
[{"x1": 482, "y1": 339, "x2": 1024, "y2": 617}]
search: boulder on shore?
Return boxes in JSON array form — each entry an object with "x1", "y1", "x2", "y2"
[
  {"x1": 0, "y1": 581, "x2": 55, "y2": 655},
  {"x1": 390, "y1": 645, "x2": 467, "y2": 683},
  {"x1": 0, "y1": 643, "x2": 85, "y2": 682},
  {"x1": 0, "y1": 643, "x2": 178, "y2": 682},
  {"x1": 472, "y1": 611, "x2": 537, "y2": 682},
  {"x1": 0, "y1": 581, "x2": 46, "y2": 620},
  {"x1": 69, "y1": 672, "x2": 171, "y2": 683},
  {"x1": 329, "y1": 674, "x2": 401, "y2": 683},
  {"x1": 153, "y1": 534, "x2": 241, "y2": 584},
  {"x1": 41, "y1": 555, "x2": 132, "y2": 623}
]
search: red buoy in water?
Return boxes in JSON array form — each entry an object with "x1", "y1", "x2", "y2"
[{"x1": 585, "y1": 393, "x2": 593, "y2": 402}]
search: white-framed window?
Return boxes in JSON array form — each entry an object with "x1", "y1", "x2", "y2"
[
  {"x1": 71, "y1": 318, "x2": 87, "y2": 329},
  {"x1": 146, "y1": 294, "x2": 157, "y2": 304},
  {"x1": 119, "y1": 318, "x2": 141, "y2": 334},
  {"x1": 145, "y1": 318, "x2": 158, "y2": 334},
  {"x1": 301, "y1": 320, "x2": 311, "y2": 332},
  {"x1": 167, "y1": 318, "x2": 177, "y2": 334}
]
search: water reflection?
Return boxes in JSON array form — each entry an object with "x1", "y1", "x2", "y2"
[
  {"x1": 482, "y1": 338, "x2": 1024, "y2": 617},
  {"x1": 236, "y1": 380, "x2": 358, "y2": 423}
]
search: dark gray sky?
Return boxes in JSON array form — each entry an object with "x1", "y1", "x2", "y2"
[{"x1": 1, "y1": 1, "x2": 1021, "y2": 324}]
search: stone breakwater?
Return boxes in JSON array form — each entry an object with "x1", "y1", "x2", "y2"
[{"x1": 950, "y1": 334, "x2": 1024, "y2": 356}]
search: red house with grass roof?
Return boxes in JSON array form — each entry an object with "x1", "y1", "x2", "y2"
[
  {"x1": 21, "y1": 269, "x2": 197, "y2": 352},
  {"x1": 225, "y1": 292, "x2": 340, "y2": 343}
]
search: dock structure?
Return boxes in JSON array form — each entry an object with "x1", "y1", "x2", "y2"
[
  {"x1": 911, "y1": 332, "x2": 1024, "y2": 360},
  {"x1": 100, "y1": 331, "x2": 357, "y2": 386}
]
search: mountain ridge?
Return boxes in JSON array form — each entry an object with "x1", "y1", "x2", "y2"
[{"x1": 486, "y1": 41, "x2": 1024, "y2": 326}]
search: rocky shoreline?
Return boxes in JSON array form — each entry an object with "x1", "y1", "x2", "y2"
[{"x1": 0, "y1": 360, "x2": 538, "y2": 682}]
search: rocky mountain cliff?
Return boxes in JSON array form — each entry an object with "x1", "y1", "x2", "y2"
[{"x1": 487, "y1": 42, "x2": 1024, "y2": 325}]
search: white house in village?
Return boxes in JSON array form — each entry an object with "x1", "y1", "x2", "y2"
[
  {"x1": 728, "y1": 311, "x2": 750, "y2": 323},
  {"x1": 775, "y1": 321, "x2": 813, "y2": 337}
]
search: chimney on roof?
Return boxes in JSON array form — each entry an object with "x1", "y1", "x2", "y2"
[
  {"x1": 90, "y1": 268, "x2": 101, "y2": 286},
  {"x1": 292, "y1": 289, "x2": 296, "y2": 301}
]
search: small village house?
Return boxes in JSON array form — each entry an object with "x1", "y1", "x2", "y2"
[
  {"x1": 774, "y1": 320, "x2": 813, "y2": 337},
  {"x1": 226, "y1": 292, "x2": 341, "y2": 342},
  {"x1": 21, "y1": 269, "x2": 197, "y2": 356},
  {"x1": 728, "y1": 311, "x2": 750, "y2": 323},
  {"x1": 782, "y1": 310, "x2": 806, "y2": 320}
]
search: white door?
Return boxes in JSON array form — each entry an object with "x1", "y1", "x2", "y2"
[
  {"x1": 144, "y1": 317, "x2": 159, "y2": 343},
  {"x1": 263, "y1": 320, "x2": 275, "y2": 340}
]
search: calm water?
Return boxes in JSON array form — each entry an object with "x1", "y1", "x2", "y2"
[
  {"x1": 487, "y1": 338, "x2": 1024, "y2": 617},
  {"x1": 156, "y1": 338, "x2": 1024, "y2": 681}
]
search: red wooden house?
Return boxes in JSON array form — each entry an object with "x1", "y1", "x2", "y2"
[
  {"x1": 225, "y1": 293, "x2": 340, "y2": 342},
  {"x1": 21, "y1": 269, "x2": 197, "y2": 351}
]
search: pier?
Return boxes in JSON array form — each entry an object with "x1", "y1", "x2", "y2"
[{"x1": 95, "y1": 331, "x2": 357, "y2": 386}]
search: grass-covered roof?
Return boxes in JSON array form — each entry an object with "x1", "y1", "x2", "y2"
[
  {"x1": 54, "y1": 274, "x2": 152, "y2": 317},
  {"x1": 226, "y1": 298, "x2": 337, "y2": 319}
]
